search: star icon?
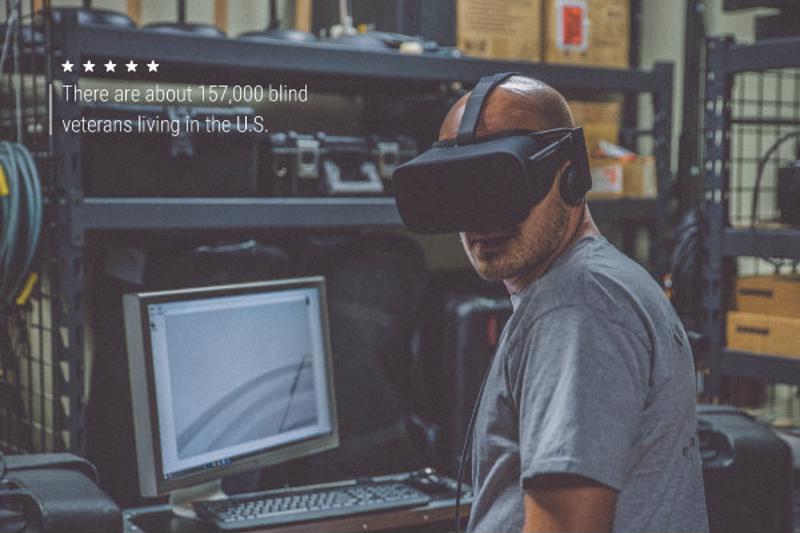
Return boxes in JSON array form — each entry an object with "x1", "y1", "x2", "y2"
[
  {"x1": 146, "y1": 60, "x2": 159, "y2": 73},
  {"x1": 104, "y1": 60, "x2": 116, "y2": 73},
  {"x1": 61, "y1": 60, "x2": 74, "y2": 73},
  {"x1": 125, "y1": 60, "x2": 138, "y2": 72},
  {"x1": 83, "y1": 60, "x2": 95, "y2": 73}
]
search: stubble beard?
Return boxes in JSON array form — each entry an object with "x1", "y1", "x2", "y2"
[{"x1": 460, "y1": 206, "x2": 569, "y2": 282}]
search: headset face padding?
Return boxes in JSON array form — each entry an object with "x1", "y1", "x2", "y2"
[{"x1": 392, "y1": 73, "x2": 592, "y2": 234}]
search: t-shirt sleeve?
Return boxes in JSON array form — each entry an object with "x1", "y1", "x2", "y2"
[{"x1": 513, "y1": 305, "x2": 650, "y2": 492}]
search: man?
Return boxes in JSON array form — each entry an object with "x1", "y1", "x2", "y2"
[{"x1": 442, "y1": 76, "x2": 709, "y2": 532}]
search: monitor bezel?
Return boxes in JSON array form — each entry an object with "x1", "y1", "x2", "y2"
[{"x1": 124, "y1": 276, "x2": 339, "y2": 497}]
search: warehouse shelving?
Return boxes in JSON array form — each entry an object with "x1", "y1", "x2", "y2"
[
  {"x1": 71, "y1": 197, "x2": 662, "y2": 236},
  {"x1": 1, "y1": 8, "x2": 674, "y2": 454},
  {"x1": 701, "y1": 36, "x2": 800, "y2": 397},
  {"x1": 720, "y1": 350, "x2": 800, "y2": 387},
  {"x1": 69, "y1": 24, "x2": 667, "y2": 93},
  {"x1": 722, "y1": 228, "x2": 800, "y2": 260}
]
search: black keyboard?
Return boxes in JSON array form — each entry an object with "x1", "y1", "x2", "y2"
[{"x1": 193, "y1": 480, "x2": 431, "y2": 530}]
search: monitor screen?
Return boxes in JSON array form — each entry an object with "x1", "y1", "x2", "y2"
[{"x1": 124, "y1": 277, "x2": 338, "y2": 497}]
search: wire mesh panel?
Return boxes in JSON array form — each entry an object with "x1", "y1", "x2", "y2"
[
  {"x1": 730, "y1": 68, "x2": 800, "y2": 275},
  {"x1": 0, "y1": 0, "x2": 64, "y2": 453}
]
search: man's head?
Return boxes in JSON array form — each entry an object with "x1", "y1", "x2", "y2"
[{"x1": 439, "y1": 76, "x2": 584, "y2": 285}]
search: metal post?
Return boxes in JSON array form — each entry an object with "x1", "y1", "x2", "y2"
[
  {"x1": 52, "y1": 10, "x2": 86, "y2": 453},
  {"x1": 700, "y1": 37, "x2": 734, "y2": 399},
  {"x1": 678, "y1": 0, "x2": 706, "y2": 211},
  {"x1": 651, "y1": 62, "x2": 674, "y2": 278}
]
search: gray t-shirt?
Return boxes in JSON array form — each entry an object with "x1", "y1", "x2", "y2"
[{"x1": 467, "y1": 235, "x2": 708, "y2": 533}]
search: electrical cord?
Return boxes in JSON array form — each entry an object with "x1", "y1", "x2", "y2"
[
  {"x1": 0, "y1": 0, "x2": 19, "y2": 75},
  {"x1": 0, "y1": 142, "x2": 43, "y2": 310},
  {"x1": 453, "y1": 347, "x2": 499, "y2": 533},
  {"x1": 669, "y1": 210, "x2": 700, "y2": 320},
  {"x1": 750, "y1": 131, "x2": 800, "y2": 268}
]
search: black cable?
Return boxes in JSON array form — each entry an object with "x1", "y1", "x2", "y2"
[
  {"x1": 454, "y1": 351, "x2": 497, "y2": 533},
  {"x1": 751, "y1": 130, "x2": 800, "y2": 225},
  {"x1": 669, "y1": 210, "x2": 702, "y2": 319},
  {"x1": 268, "y1": 0, "x2": 279, "y2": 30},
  {"x1": 277, "y1": 353, "x2": 310, "y2": 433},
  {"x1": 750, "y1": 131, "x2": 800, "y2": 267},
  {"x1": 0, "y1": 0, "x2": 19, "y2": 74}
]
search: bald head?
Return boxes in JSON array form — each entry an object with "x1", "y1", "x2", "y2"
[{"x1": 440, "y1": 75, "x2": 574, "y2": 141}]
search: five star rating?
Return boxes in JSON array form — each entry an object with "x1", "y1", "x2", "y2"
[{"x1": 61, "y1": 59, "x2": 159, "y2": 74}]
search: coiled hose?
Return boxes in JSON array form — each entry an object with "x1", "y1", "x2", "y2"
[{"x1": 0, "y1": 141, "x2": 43, "y2": 308}]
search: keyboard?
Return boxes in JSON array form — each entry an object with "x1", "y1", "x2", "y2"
[{"x1": 193, "y1": 480, "x2": 431, "y2": 530}]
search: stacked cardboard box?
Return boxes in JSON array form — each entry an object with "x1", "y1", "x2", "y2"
[
  {"x1": 587, "y1": 157, "x2": 656, "y2": 199},
  {"x1": 457, "y1": 0, "x2": 630, "y2": 67},
  {"x1": 727, "y1": 275, "x2": 800, "y2": 359},
  {"x1": 568, "y1": 99, "x2": 621, "y2": 154},
  {"x1": 456, "y1": 0, "x2": 543, "y2": 61},
  {"x1": 544, "y1": 0, "x2": 630, "y2": 68}
]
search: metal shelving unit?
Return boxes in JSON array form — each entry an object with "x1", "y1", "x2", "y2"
[
  {"x1": 70, "y1": 24, "x2": 668, "y2": 92},
  {"x1": 70, "y1": 197, "x2": 662, "y2": 235},
  {"x1": 722, "y1": 228, "x2": 800, "y2": 260},
  {"x1": 701, "y1": 36, "x2": 800, "y2": 397},
  {"x1": 2, "y1": 7, "x2": 674, "y2": 454}
]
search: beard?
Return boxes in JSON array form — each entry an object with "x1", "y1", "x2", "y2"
[{"x1": 460, "y1": 202, "x2": 570, "y2": 282}]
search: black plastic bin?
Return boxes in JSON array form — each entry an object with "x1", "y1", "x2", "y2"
[
  {"x1": 698, "y1": 404, "x2": 793, "y2": 533},
  {"x1": 79, "y1": 104, "x2": 261, "y2": 197}
]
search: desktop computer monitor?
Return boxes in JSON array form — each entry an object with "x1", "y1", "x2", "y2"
[{"x1": 123, "y1": 276, "x2": 338, "y2": 509}]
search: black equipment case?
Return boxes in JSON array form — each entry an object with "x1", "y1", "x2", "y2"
[
  {"x1": 319, "y1": 134, "x2": 386, "y2": 196},
  {"x1": 266, "y1": 132, "x2": 323, "y2": 196},
  {"x1": 698, "y1": 405, "x2": 793, "y2": 533},
  {"x1": 439, "y1": 295, "x2": 512, "y2": 477},
  {"x1": 80, "y1": 104, "x2": 261, "y2": 196},
  {"x1": 264, "y1": 132, "x2": 416, "y2": 197},
  {"x1": 0, "y1": 453, "x2": 122, "y2": 533}
]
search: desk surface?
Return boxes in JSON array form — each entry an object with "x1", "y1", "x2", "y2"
[
  {"x1": 124, "y1": 470, "x2": 472, "y2": 533},
  {"x1": 124, "y1": 499, "x2": 470, "y2": 533}
]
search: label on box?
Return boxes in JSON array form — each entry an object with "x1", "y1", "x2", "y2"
[
  {"x1": 736, "y1": 275, "x2": 800, "y2": 318},
  {"x1": 590, "y1": 163, "x2": 623, "y2": 194},
  {"x1": 556, "y1": 0, "x2": 588, "y2": 51},
  {"x1": 545, "y1": 0, "x2": 629, "y2": 68},
  {"x1": 457, "y1": 0, "x2": 543, "y2": 61},
  {"x1": 727, "y1": 311, "x2": 800, "y2": 359}
]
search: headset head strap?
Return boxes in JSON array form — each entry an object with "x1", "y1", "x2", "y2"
[{"x1": 456, "y1": 72, "x2": 520, "y2": 146}]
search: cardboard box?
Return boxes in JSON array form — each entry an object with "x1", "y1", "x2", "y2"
[
  {"x1": 735, "y1": 275, "x2": 800, "y2": 318},
  {"x1": 587, "y1": 156, "x2": 656, "y2": 199},
  {"x1": 457, "y1": 0, "x2": 543, "y2": 61},
  {"x1": 568, "y1": 99, "x2": 621, "y2": 155},
  {"x1": 588, "y1": 160, "x2": 624, "y2": 197},
  {"x1": 544, "y1": 0, "x2": 630, "y2": 68},
  {"x1": 622, "y1": 156, "x2": 656, "y2": 198},
  {"x1": 727, "y1": 311, "x2": 800, "y2": 359}
]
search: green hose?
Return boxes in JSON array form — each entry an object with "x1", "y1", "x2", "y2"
[{"x1": 0, "y1": 141, "x2": 43, "y2": 309}]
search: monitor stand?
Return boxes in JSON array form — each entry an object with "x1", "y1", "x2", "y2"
[{"x1": 169, "y1": 479, "x2": 227, "y2": 519}]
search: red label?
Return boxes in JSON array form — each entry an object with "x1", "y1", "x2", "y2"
[{"x1": 561, "y1": 5, "x2": 585, "y2": 47}]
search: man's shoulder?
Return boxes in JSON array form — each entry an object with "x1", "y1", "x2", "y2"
[
  {"x1": 519, "y1": 236, "x2": 656, "y2": 308},
  {"x1": 511, "y1": 235, "x2": 670, "y2": 339}
]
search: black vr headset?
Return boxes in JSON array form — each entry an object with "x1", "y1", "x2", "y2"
[{"x1": 392, "y1": 72, "x2": 592, "y2": 234}]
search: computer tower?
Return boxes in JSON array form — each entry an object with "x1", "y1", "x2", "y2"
[
  {"x1": 698, "y1": 405, "x2": 793, "y2": 533},
  {"x1": 439, "y1": 295, "x2": 512, "y2": 477}
]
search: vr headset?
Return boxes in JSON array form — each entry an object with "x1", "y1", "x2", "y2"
[{"x1": 392, "y1": 72, "x2": 592, "y2": 234}]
